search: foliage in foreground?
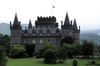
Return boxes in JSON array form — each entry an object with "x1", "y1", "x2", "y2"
[
  {"x1": 43, "y1": 49, "x2": 57, "y2": 64},
  {"x1": 25, "y1": 43, "x2": 35, "y2": 57},
  {"x1": 9, "y1": 44, "x2": 29, "y2": 58},
  {"x1": 62, "y1": 43, "x2": 78, "y2": 58},
  {"x1": 37, "y1": 44, "x2": 56, "y2": 57},
  {"x1": 72, "y1": 58, "x2": 78, "y2": 66},
  {"x1": 0, "y1": 46, "x2": 8, "y2": 66},
  {"x1": 57, "y1": 46, "x2": 67, "y2": 63},
  {"x1": 81, "y1": 39, "x2": 95, "y2": 57}
]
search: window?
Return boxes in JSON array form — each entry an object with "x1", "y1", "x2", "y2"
[
  {"x1": 47, "y1": 40, "x2": 50, "y2": 43},
  {"x1": 33, "y1": 33, "x2": 35, "y2": 36},
  {"x1": 18, "y1": 39, "x2": 20, "y2": 43},
  {"x1": 57, "y1": 33, "x2": 59, "y2": 36},
  {"x1": 47, "y1": 33, "x2": 49, "y2": 36},
  {"x1": 40, "y1": 33, "x2": 42, "y2": 36},
  {"x1": 40, "y1": 39, "x2": 43, "y2": 43},
  {"x1": 25, "y1": 33, "x2": 27, "y2": 36},
  {"x1": 25, "y1": 40, "x2": 27, "y2": 43},
  {"x1": 33, "y1": 39, "x2": 35, "y2": 43}
]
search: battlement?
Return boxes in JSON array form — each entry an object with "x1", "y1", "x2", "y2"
[{"x1": 36, "y1": 16, "x2": 56, "y2": 23}]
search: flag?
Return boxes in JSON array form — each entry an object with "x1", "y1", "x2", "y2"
[{"x1": 52, "y1": 6, "x2": 55, "y2": 8}]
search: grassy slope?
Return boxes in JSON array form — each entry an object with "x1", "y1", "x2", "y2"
[{"x1": 7, "y1": 57, "x2": 100, "y2": 66}]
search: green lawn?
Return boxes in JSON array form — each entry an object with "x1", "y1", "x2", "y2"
[{"x1": 6, "y1": 57, "x2": 100, "y2": 66}]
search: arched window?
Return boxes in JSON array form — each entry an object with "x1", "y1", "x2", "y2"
[
  {"x1": 25, "y1": 33, "x2": 27, "y2": 36},
  {"x1": 33, "y1": 39, "x2": 35, "y2": 43},
  {"x1": 47, "y1": 33, "x2": 49, "y2": 36},
  {"x1": 40, "y1": 39, "x2": 43, "y2": 43},
  {"x1": 40, "y1": 33, "x2": 42, "y2": 36}
]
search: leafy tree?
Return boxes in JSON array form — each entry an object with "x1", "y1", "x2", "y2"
[
  {"x1": 62, "y1": 43, "x2": 78, "y2": 58},
  {"x1": 38, "y1": 44, "x2": 56, "y2": 57},
  {"x1": 0, "y1": 34, "x2": 10, "y2": 54},
  {"x1": 57, "y1": 46, "x2": 67, "y2": 63},
  {"x1": 72, "y1": 58, "x2": 78, "y2": 66},
  {"x1": 0, "y1": 46, "x2": 8, "y2": 66},
  {"x1": 61, "y1": 36, "x2": 73, "y2": 45},
  {"x1": 81, "y1": 39, "x2": 95, "y2": 57},
  {"x1": 97, "y1": 44, "x2": 100, "y2": 54},
  {"x1": 25, "y1": 43, "x2": 35, "y2": 57},
  {"x1": 9, "y1": 44, "x2": 29, "y2": 58},
  {"x1": 43, "y1": 49, "x2": 57, "y2": 64}
]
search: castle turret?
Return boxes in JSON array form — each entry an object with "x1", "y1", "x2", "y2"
[
  {"x1": 28, "y1": 19, "x2": 32, "y2": 29},
  {"x1": 73, "y1": 19, "x2": 80, "y2": 44},
  {"x1": 10, "y1": 14, "x2": 22, "y2": 45},
  {"x1": 61, "y1": 13, "x2": 73, "y2": 39}
]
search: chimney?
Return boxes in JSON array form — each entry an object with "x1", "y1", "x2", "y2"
[
  {"x1": 19, "y1": 21, "x2": 21, "y2": 26},
  {"x1": 10, "y1": 21, "x2": 11, "y2": 26},
  {"x1": 79, "y1": 26, "x2": 80, "y2": 31},
  {"x1": 71, "y1": 20, "x2": 72, "y2": 25},
  {"x1": 61, "y1": 21, "x2": 63, "y2": 25}
]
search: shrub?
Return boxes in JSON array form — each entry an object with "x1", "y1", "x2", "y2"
[
  {"x1": 0, "y1": 46, "x2": 8, "y2": 66},
  {"x1": 72, "y1": 58, "x2": 78, "y2": 66},
  {"x1": 57, "y1": 46, "x2": 67, "y2": 63},
  {"x1": 9, "y1": 44, "x2": 29, "y2": 58},
  {"x1": 61, "y1": 36, "x2": 73, "y2": 45},
  {"x1": 25, "y1": 43, "x2": 35, "y2": 57},
  {"x1": 38, "y1": 44, "x2": 56, "y2": 57},
  {"x1": 43, "y1": 49, "x2": 57, "y2": 64},
  {"x1": 62, "y1": 43, "x2": 78, "y2": 58}
]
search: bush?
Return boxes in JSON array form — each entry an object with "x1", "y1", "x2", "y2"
[
  {"x1": 72, "y1": 58, "x2": 78, "y2": 66},
  {"x1": 0, "y1": 46, "x2": 8, "y2": 66},
  {"x1": 25, "y1": 43, "x2": 35, "y2": 57},
  {"x1": 9, "y1": 44, "x2": 29, "y2": 58},
  {"x1": 62, "y1": 43, "x2": 78, "y2": 58},
  {"x1": 43, "y1": 49, "x2": 57, "y2": 64},
  {"x1": 61, "y1": 36, "x2": 73, "y2": 45},
  {"x1": 57, "y1": 46, "x2": 67, "y2": 63},
  {"x1": 38, "y1": 44, "x2": 56, "y2": 57}
]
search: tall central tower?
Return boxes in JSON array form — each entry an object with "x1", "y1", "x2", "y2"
[
  {"x1": 61, "y1": 13, "x2": 73, "y2": 39},
  {"x1": 10, "y1": 14, "x2": 22, "y2": 45}
]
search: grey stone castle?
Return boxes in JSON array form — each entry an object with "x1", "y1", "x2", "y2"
[{"x1": 10, "y1": 13, "x2": 80, "y2": 52}]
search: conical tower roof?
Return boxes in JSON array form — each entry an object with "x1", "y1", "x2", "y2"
[
  {"x1": 28, "y1": 19, "x2": 32, "y2": 29},
  {"x1": 73, "y1": 19, "x2": 78, "y2": 30},
  {"x1": 13, "y1": 14, "x2": 19, "y2": 26},
  {"x1": 64, "y1": 12, "x2": 70, "y2": 26}
]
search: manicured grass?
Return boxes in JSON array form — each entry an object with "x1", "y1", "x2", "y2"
[{"x1": 6, "y1": 57, "x2": 100, "y2": 66}]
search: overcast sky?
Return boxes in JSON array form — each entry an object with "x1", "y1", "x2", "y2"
[{"x1": 0, "y1": 0, "x2": 100, "y2": 31}]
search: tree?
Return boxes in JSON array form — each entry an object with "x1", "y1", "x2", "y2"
[
  {"x1": 0, "y1": 46, "x2": 8, "y2": 66},
  {"x1": 57, "y1": 46, "x2": 67, "y2": 63},
  {"x1": 0, "y1": 34, "x2": 10, "y2": 54},
  {"x1": 81, "y1": 39, "x2": 95, "y2": 58},
  {"x1": 43, "y1": 49, "x2": 57, "y2": 64},
  {"x1": 61, "y1": 36, "x2": 73, "y2": 45},
  {"x1": 9, "y1": 44, "x2": 29, "y2": 58},
  {"x1": 62, "y1": 43, "x2": 78, "y2": 58},
  {"x1": 38, "y1": 44, "x2": 56, "y2": 57},
  {"x1": 25, "y1": 43, "x2": 35, "y2": 57},
  {"x1": 97, "y1": 44, "x2": 100, "y2": 54}
]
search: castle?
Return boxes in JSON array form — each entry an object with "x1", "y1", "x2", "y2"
[{"x1": 10, "y1": 13, "x2": 80, "y2": 52}]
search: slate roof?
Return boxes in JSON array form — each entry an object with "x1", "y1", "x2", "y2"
[
  {"x1": 64, "y1": 12, "x2": 70, "y2": 26},
  {"x1": 22, "y1": 28, "x2": 62, "y2": 34}
]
